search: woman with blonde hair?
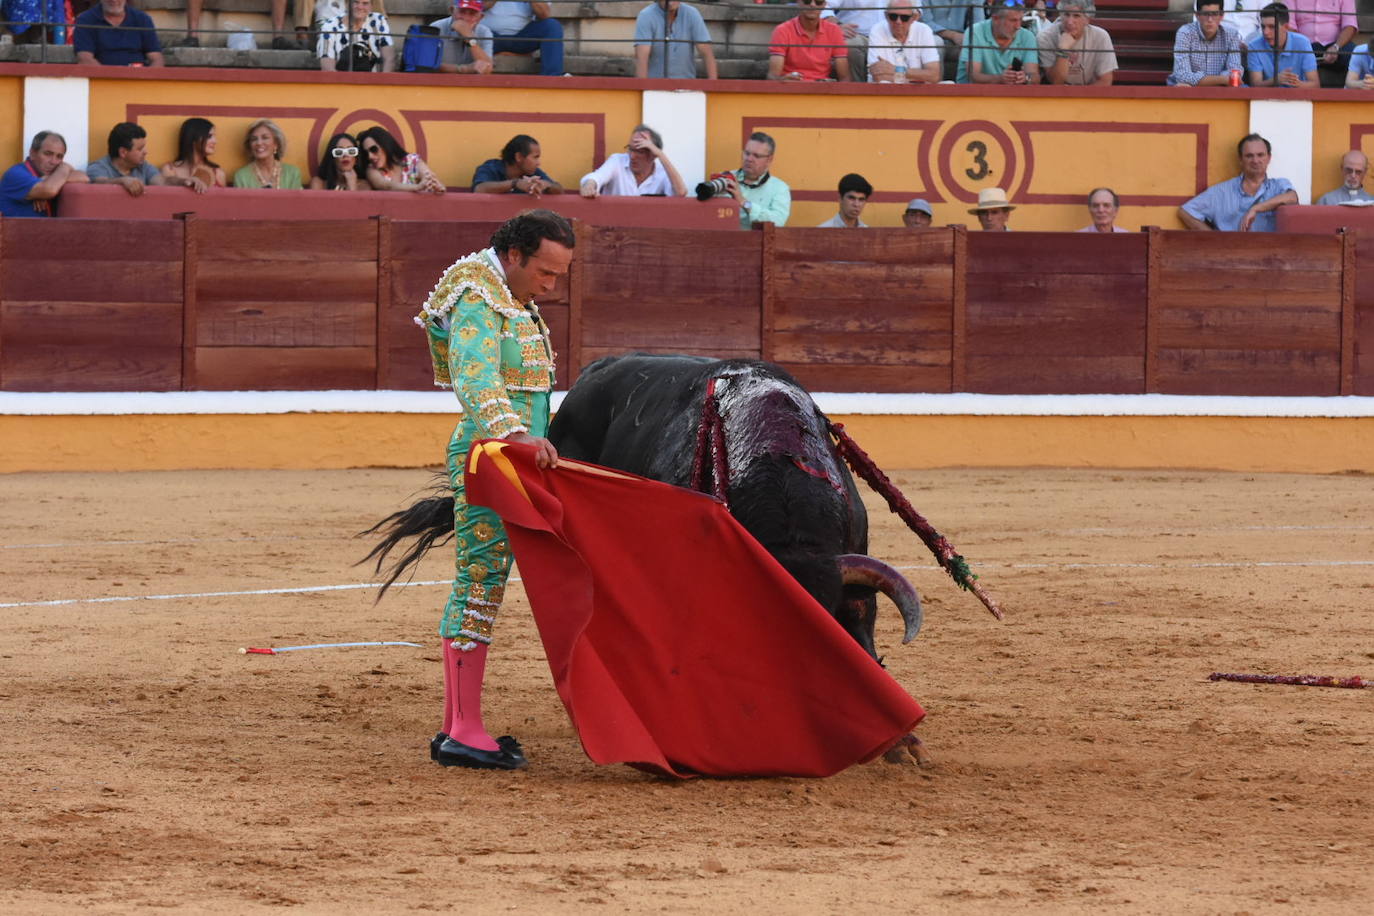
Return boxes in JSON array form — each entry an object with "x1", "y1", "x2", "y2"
[{"x1": 233, "y1": 119, "x2": 303, "y2": 189}]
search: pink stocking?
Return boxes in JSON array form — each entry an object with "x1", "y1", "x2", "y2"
[{"x1": 441, "y1": 640, "x2": 499, "y2": 751}]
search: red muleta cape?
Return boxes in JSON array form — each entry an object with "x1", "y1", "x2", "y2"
[{"x1": 464, "y1": 439, "x2": 925, "y2": 778}]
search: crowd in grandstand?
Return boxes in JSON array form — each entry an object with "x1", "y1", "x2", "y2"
[
  {"x1": 4, "y1": 114, "x2": 1368, "y2": 235},
  {"x1": 0, "y1": 0, "x2": 1366, "y2": 88}
]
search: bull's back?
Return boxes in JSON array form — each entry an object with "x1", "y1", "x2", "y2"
[{"x1": 550, "y1": 354, "x2": 718, "y2": 483}]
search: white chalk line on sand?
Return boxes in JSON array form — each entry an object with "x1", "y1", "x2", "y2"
[
  {"x1": 4, "y1": 560, "x2": 1373, "y2": 610},
  {"x1": 5, "y1": 523, "x2": 1373, "y2": 552}
]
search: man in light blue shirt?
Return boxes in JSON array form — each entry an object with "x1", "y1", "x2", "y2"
[
  {"x1": 724, "y1": 131, "x2": 791, "y2": 229},
  {"x1": 1245, "y1": 2, "x2": 1318, "y2": 87},
  {"x1": 431, "y1": 0, "x2": 494, "y2": 74},
  {"x1": 481, "y1": 1, "x2": 564, "y2": 76},
  {"x1": 1346, "y1": 43, "x2": 1374, "y2": 86},
  {"x1": 634, "y1": 1, "x2": 717, "y2": 79},
  {"x1": 1179, "y1": 133, "x2": 1297, "y2": 232}
]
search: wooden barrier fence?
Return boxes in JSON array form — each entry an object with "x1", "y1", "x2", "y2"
[{"x1": 2, "y1": 219, "x2": 1368, "y2": 397}]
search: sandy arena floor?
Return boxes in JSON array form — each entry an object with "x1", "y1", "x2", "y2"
[{"x1": 2, "y1": 466, "x2": 1373, "y2": 913}]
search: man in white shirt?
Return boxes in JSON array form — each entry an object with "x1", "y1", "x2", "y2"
[
  {"x1": 579, "y1": 125, "x2": 687, "y2": 197},
  {"x1": 1226, "y1": 0, "x2": 1263, "y2": 42},
  {"x1": 826, "y1": 0, "x2": 889, "y2": 81},
  {"x1": 867, "y1": 0, "x2": 941, "y2": 82}
]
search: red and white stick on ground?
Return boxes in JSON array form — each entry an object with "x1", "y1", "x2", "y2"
[
  {"x1": 1208, "y1": 672, "x2": 1369, "y2": 689},
  {"x1": 239, "y1": 641, "x2": 423, "y2": 655}
]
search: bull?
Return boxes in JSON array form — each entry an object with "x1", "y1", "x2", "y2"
[{"x1": 546, "y1": 353, "x2": 923, "y2": 660}]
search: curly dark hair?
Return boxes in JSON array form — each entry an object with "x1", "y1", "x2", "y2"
[
  {"x1": 357, "y1": 126, "x2": 407, "y2": 171},
  {"x1": 489, "y1": 209, "x2": 576, "y2": 261},
  {"x1": 316, "y1": 133, "x2": 362, "y2": 190}
]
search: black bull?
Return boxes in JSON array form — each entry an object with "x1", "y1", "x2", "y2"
[
  {"x1": 549, "y1": 354, "x2": 923, "y2": 660},
  {"x1": 364, "y1": 354, "x2": 923, "y2": 661}
]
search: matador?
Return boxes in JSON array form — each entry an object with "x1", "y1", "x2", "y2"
[{"x1": 415, "y1": 210, "x2": 574, "y2": 770}]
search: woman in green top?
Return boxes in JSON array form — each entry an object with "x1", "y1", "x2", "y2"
[{"x1": 232, "y1": 119, "x2": 303, "y2": 190}]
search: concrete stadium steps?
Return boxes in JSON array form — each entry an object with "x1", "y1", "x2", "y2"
[{"x1": 1094, "y1": 0, "x2": 1176, "y2": 85}]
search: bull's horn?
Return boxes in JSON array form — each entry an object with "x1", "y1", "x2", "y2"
[{"x1": 838, "y1": 554, "x2": 923, "y2": 644}]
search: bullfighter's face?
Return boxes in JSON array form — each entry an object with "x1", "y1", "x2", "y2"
[{"x1": 503, "y1": 238, "x2": 574, "y2": 303}]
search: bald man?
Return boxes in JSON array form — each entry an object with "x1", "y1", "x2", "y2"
[{"x1": 1315, "y1": 150, "x2": 1374, "y2": 205}]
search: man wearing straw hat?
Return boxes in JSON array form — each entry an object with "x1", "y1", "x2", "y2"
[{"x1": 969, "y1": 187, "x2": 1015, "y2": 230}]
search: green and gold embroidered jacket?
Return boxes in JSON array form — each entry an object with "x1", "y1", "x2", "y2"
[{"x1": 416, "y1": 247, "x2": 555, "y2": 438}]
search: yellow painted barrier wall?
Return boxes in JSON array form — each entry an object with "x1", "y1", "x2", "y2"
[{"x1": 4, "y1": 413, "x2": 1372, "y2": 475}]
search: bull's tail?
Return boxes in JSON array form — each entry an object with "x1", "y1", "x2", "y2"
[{"x1": 357, "y1": 488, "x2": 456, "y2": 599}]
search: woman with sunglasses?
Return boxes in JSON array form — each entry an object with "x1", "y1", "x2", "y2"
[
  {"x1": 357, "y1": 126, "x2": 445, "y2": 194},
  {"x1": 160, "y1": 117, "x2": 226, "y2": 194},
  {"x1": 310, "y1": 133, "x2": 366, "y2": 191},
  {"x1": 233, "y1": 119, "x2": 303, "y2": 190}
]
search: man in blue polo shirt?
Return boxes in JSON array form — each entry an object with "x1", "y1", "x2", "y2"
[
  {"x1": 74, "y1": 0, "x2": 165, "y2": 67},
  {"x1": 1245, "y1": 2, "x2": 1317, "y2": 87},
  {"x1": 1179, "y1": 133, "x2": 1298, "y2": 232},
  {"x1": 0, "y1": 132, "x2": 90, "y2": 219}
]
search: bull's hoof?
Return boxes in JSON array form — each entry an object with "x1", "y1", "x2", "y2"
[{"x1": 881, "y1": 734, "x2": 935, "y2": 767}]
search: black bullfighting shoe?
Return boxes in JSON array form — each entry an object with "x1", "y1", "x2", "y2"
[
  {"x1": 430, "y1": 732, "x2": 448, "y2": 761},
  {"x1": 495, "y1": 735, "x2": 527, "y2": 766},
  {"x1": 436, "y1": 736, "x2": 528, "y2": 770}
]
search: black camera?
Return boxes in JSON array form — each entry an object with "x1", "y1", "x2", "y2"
[{"x1": 695, "y1": 173, "x2": 733, "y2": 202}]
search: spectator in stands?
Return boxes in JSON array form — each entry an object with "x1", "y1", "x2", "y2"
[
  {"x1": 1291, "y1": 0, "x2": 1357, "y2": 88},
  {"x1": 1246, "y1": 3, "x2": 1318, "y2": 88},
  {"x1": 482, "y1": 2, "x2": 565, "y2": 77},
  {"x1": 233, "y1": 119, "x2": 303, "y2": 190},
  {"x1": 923, "y1": 0, "x2": 985, "y2": 82},
  {"x1": 1346, "y1": 43, "x2": 1374, "y2": 88},
  {"x1": 1037, "y1": 0, "x2": 1117, "y2": 85},
  {"x1": 74, "y1": 0, "x2": 165, "y2": 66},
  {"x1": 432, "y1": 0, "x2": 494, "y2": 74},
  {"x1": 818, "y1": 173, "x2": 872, "y2": 228},
  {"x1": 309, "y1": 133, "x2": 366, "y2": 190},
  {"x1": 1179, "y1": 133, "x2": 1296, "y2": 231},
  {"x1": 724, "y1": 131, "x2": 790, "y2": 229},
  {"x1": 359, "y1": 126, "x2": 444, "y2": 193},
  {"x1": 867, "y1": 0, "x2": 941, "y2": 84},
  {"x1": 87, "y1": 122, "x2": 163, "y2": 197},
  {"x1": 580, "y1": 124, "x2": 686, "y2": 198},
  {"x1": 825, "y1": 0, "x2": 885, "y2": 82},
  {"x1": 957, "y1": 1, "x2": 1039, "y2": 85},
  {"x1": 4, "y1": 0, "x2": 67, "y2": 45},
  {"x1": 1168, "y1": 0, "x2": 1243, "y2": 86},
  {"x1": 634, "y1": 0, "x2": 718, "y2": 80},
  {"x1": 318, "y1": 0, "x2": 396, "y2": 72},
  {"x1": 160, "y1": 117, "x2": 226, "y2": 193},
  {"x1": 0, "y1": 131, "x2": 88, "y2": 218},
  {"x1": 1315, "y1": 150, "x2": 1373, "y2": 205},
  {"x1": 1079, "y1": 187, "x2": 1130, "y2": 232},
  {"x1": 970, "y1": 187, "x2": 1015, "y2": 230},
  {"x1": 768, "y1": 0, "x2": 850, "y2": 82},
  {"x1": 903, "y1": 198, "x2": 933, "y2": 227},
  {"x1": 179, "y1": 0, "x2": 296, "y2": 50},
  {"x1": 1226, "y1": 0, "x2": 1264, "y2": 43},
  {"x1": 473, "y1": 134, "x2": 563, "y2": 195}
]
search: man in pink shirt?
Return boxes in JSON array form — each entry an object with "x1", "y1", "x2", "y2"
[
  {"x1": 1291, "y1": 0, "x2": 1357, "y2": 87},
  {"x1": 768, "y1": 0, "x2": 850, "y2": 81}
]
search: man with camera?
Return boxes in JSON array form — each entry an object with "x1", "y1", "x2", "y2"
[
  {"x1": 318, "y1": 0, "x2": 396, "y2": 72},
  {"x1": 713, "y1": 132, "x2": 790, "y2": 230}
]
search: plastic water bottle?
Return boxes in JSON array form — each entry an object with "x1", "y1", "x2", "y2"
[{"x1": 894, "y1": 61, "x2": 907, "y2": 84}]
